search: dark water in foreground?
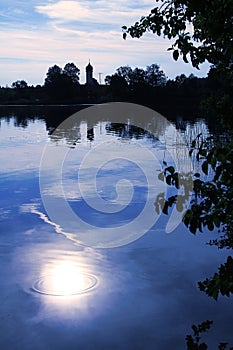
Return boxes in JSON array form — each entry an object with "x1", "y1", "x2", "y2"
[{"x1": 0, "y1": 105, "x2": 232, "y2": 350}]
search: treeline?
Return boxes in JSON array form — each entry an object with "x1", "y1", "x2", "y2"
[
  {"x1": 0, "y1": 62, "x2": 230, "y2": 118},
  {"x1": 105, "y1": 65, "x2": 232, "y2": 117}
]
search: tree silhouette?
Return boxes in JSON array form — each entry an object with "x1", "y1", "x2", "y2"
[
  {"x1": 145, "y1": 64, "x2": 167, "y2": 87},
  {"x1": 44, "y1": 63, "x2": 81, "y2": 101},
  {"x1": 63, "y1": 62, "x2": 80, "y2": 84},
  {"x1": 106, "y1": 64, "x2": 167, "y2": 88},
  {"x1": 44, "y1": 65, "x2": 63, "y2": 87},
  {"x1": 12, "y1": 80, "x2": 28, "y2": 89}
]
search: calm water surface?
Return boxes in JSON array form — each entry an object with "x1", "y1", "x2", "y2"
[{"x1": 0, "y1": 105, "x2": 232, "y2": 350}]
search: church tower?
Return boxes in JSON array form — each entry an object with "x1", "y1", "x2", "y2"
[{"x1": 86, "y1": 60, "x2": 93, "y2": 85}]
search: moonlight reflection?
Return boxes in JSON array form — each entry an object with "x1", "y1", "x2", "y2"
[{"x1": 32, "y1": 261, "x2": 97, "y2": 296}]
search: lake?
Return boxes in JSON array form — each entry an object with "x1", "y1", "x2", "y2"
[{"x1": 0, "y1": 104, "x2": 232, "y2": 350}]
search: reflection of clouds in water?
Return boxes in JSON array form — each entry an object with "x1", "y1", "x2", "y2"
[
  {"x1": 41, "y1": 136, "x2": 165, "y2": 206},
  {"x1": 39, "y1": 103, "x2": 193, "y2": 247},
  {"x1": 24, "y1": 228, "x2": 37, "y2": 235},
  {"x1": 0, "y1": 143, "x2": 44, "y2": 172},
  {"x1": 0, "y1": 119, "x2": 47, "y2": 172},
  {"x1": 40, "y1": 182, "x2": 68, "y2": 199},
  {"x1": 21, "y1": 203, "x2": 69, "y2": 237},
  {"x1": 0, "y1": 208, "x2": 12, "y2": 219},
  {"x1": 0, "y1": 118, "x2": 47, "y2": 145},
  {"x1": 21, "y1": 201, "x2": 157, "y2": 248}
]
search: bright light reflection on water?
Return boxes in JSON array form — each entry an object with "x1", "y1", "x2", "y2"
[{"x1": 32, "y1": 261, "x2": 97, "y2": 296}]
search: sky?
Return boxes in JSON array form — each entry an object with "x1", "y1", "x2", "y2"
[{"x1": 0, "y1": 0, "x2": 211, "y2": 86}]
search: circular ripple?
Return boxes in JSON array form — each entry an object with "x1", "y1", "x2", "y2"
[{"x1": 32, "y1": 272, "x2": 97, "y2": 296}]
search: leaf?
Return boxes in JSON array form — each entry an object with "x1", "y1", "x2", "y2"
[
  {"x1": 166, "y1": 166, "x2": 175, "y2": 174},
  {"x1": 189, "y1": 149, "x2": 194, "y2": 156},
  {"x1": 199, "y1": 148, "x2": 207, "y2": 157},
  {"x1": 191, "y1": 140, "x2": 196, "y2": 148},
  {"x1": 218, "y1": 343, "x2": 229, "y2": 350},
  {"x1": 154, "y1": 202, "x2": 160, "y2": 215},
  {"x1": 162, "y1": 202, "x2": 169, "y2": 215},
  {"x1": 183, "y1": 54, "x2": 189, "y2": 63},
  {"x1": 190, "y1": 225, "x2": 197, "y2": 234},
  {"x1": 212, "y1": 288, "x2": 219, "y2": 301},
  {"x1": 202, "y1": 161, "x2": 208, "y2": 175},
  {"x1": 173, "y1": 49, "x2": 179, "y2": 61},
  {"x1": 166, "y1": 174, "x2": 172, "y2": 185},
  {"x1": 158, "y1": 172, "x2": 164, "y2": 181},
  {"x1": 173, "y1": 173, "x2": 180, "y2": 189},
  {"x1": 213, "y1": 216, "x2": 221, "y2": 228},
  {"x1": 193, "y1": 178, "x2": 203, "y2": 191},
  {"x1": 176, "y1": 200, "x2": 183, "y2": 212},
  {"x1": 214, "y1": 165, "x2": 223, "y2": 181},
  {"x1": 207, "y1": 221, "x2": 214, "y2": 231},
  {"x1": 151, "y1": 8, "x2": 157, "y2": 14}
]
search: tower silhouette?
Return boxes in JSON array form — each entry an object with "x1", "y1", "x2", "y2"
[{"x1": 86, "y1": 60, "x2": 94, "y2": 85}]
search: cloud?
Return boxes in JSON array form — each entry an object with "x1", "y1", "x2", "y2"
[
  {"x1": 35, "y1": 0, "x2": 153, "y2": 27},
  {"x1": 36, "y1": 1, "x2": 91, "y2": 22}
]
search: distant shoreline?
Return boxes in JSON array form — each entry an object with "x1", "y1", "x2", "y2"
[{"x1": 0, "y1": 103, "x2": 94, "y2": 107}]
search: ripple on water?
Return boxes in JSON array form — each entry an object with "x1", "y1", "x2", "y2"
[
  {"x1": 32, "y1": 272, "x2": 97, "y2": 296},
  {"x1": 32, "y1": 261, "x2": 98, "y2": 296}
]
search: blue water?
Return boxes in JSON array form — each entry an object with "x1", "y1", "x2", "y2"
[{"x1": 0, "y1": 105, "x2": 232, "y2": 350}]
